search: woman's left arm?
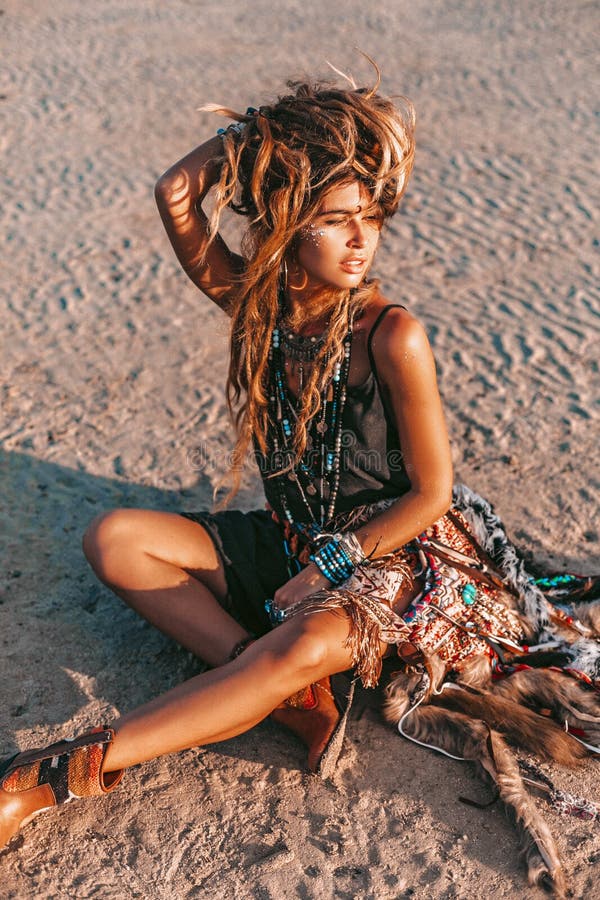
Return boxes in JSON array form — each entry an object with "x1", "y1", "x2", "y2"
[
  {"x1": 273, "y1": 307, "x2": 452, "y2": 610},
  {"x1": 352, "y1": 306, "x2": 453, "y2": 556}
]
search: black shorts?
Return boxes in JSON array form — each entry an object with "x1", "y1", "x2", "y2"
[{"x1": 180, "y1": 508, "x2": 291, "y2": 636}]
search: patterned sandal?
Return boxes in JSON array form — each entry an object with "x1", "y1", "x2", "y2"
[{"x1": 0, "y1": 727, "x2": 123, "y2": 849}]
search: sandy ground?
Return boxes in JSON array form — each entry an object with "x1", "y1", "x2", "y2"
[{"x1": 1, "y1": 0, "x2": 599, "y2": 897}]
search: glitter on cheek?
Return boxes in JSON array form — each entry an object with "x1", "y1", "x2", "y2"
[{"x1": 301, "y1": 223, "x2": 326, "y2": 247}]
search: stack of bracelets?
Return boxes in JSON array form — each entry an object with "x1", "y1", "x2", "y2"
[
  {"x1": 310, "y1": 531, "x2": 366, "y2": 584},
  {"x1": 264, "y1": 531, "x2": 367, "y2": 625}
]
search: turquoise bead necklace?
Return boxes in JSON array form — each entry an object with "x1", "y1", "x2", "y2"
[{"x1": 268, "y1": 292, "x2": 354, "y2": 532}]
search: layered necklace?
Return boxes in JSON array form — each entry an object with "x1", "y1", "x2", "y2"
[
  {"x1": 267, "y1": 294, "x2": 354, "y2": 531},
  {"x1": 277, "y1": 325, "x2": 326, "y2": 396}
]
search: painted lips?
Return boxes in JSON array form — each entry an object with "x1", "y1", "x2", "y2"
[{"x1": 340, "y1": 258, "x2": 367, "y2": 273}]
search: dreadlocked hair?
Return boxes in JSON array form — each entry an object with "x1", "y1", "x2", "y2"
[{"x1": 200, "y1": 66, "x2": 416, "y2": 508}]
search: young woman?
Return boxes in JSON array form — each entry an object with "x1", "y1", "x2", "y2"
[{"x1": 1, "y1": 74, "x2": 597, "y2": 885}]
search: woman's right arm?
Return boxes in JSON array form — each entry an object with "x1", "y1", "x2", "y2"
[{"x1": 154, "y1": 136, "x2": 243, "y2": 314}]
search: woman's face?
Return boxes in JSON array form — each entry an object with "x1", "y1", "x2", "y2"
[{"x1": 294, "y1": 181, "x2": 383, "y2": 293}]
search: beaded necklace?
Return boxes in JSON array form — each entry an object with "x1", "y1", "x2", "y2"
[
  {"x1": 277, "y1": 325, "x2": 328, "y2": 396},
  {"x1": 279, "y1": 326, "x2": 327, "y2": 362},
  {"x1": 267, "y1": 296, "x2": 353, "y2": 536}
]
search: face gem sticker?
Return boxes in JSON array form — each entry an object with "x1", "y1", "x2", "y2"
[{"x1": 302, "y1": 223, "x2": 326, "y2": 246}]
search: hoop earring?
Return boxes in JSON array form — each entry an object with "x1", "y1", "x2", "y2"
[{"x1": 287, "y1": 265, "x2": 309, "y2": 292}]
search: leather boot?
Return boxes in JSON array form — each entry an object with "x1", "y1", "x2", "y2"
[
  {"x1": 0, "y1": 727, "x2": 123, "y2": 849},
  {"x1": 271, "y1": 673, "x2": 355, "y2": 778}
]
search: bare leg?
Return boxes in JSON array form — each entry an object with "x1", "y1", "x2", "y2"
[
  {"x1": 2, "y1": 514, "x2": 374, "y2": 848},
  {"x1": 103, "y1": 606, "x2": 361, "y2": 771},
  {"x1": 0, "y1": 608, "x2": 370, "y2": 848},
  {"x1": 83, "y1": 509, "x2": 250, "y2": 666}
]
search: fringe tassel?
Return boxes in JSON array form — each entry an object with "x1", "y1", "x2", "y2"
[{"x1": 295, "y1": 588, "x2": 395, "y2": 688}]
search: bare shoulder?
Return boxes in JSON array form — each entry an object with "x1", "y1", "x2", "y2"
[
  {"x1": 360, "y1": 298, "x2": 437, "y2": 393},
  {"x1": 368, "y1": 300, "x2": 432, "y2": 369}
]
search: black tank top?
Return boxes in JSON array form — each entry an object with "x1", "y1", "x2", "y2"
[{"x1": 259, "y1": 305, "x2": 411, "y2": 521}]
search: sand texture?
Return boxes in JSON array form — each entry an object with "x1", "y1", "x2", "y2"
[{"x1": 1, "y1": 0, "x2": 599, "y2": 897}]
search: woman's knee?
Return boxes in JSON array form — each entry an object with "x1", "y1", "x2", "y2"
[
  {"x1": 82, "y1": 508, "x2": 142, "y2": 583},
  {"x1": 268, "y1": 613, "x2": 351, "y2": 680}
]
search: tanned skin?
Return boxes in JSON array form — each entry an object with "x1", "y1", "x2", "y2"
[{"x1": 0, "y1": 137, "x2": 451, "y2": 841}]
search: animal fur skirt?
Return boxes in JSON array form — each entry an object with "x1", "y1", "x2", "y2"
[{"x1": 284, "y1": 483, "x2": 600, "y2": 894}]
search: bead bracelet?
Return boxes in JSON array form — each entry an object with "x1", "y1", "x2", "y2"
[{"x1": 310, "y1": 532, "x2": 367, "y2": 586}]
